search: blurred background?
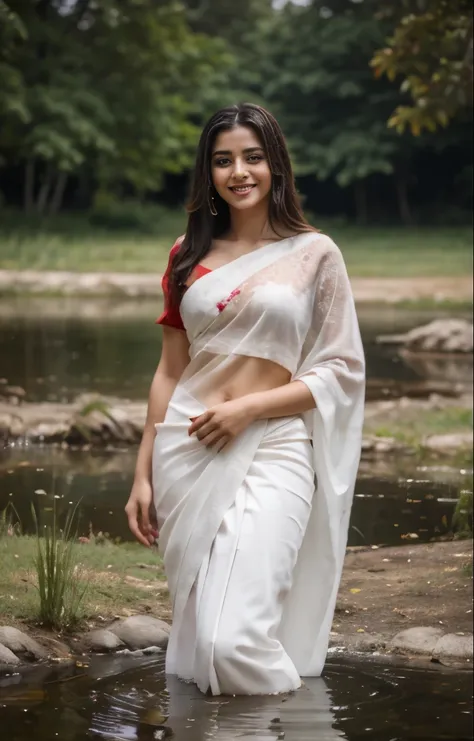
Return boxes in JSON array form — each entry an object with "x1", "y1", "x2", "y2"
[
  {"x1": 0, "y1": 0, "x2": 472, "y2": 550},
  {"x1": 0, "y1": 0, "x2": 472, "y2": 273}
]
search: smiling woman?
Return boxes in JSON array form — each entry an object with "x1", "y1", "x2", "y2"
[{"x1": 124, "y1": 103, "x2": 365, "y2": 697}]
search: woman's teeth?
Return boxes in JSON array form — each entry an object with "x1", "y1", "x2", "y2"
[{"x1": 231, "y1": 186, "x2": 254, "y2": 193}]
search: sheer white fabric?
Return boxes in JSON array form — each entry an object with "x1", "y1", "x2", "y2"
[{"x1": 152, "y1": 232, "x2": 365, "y2": 695}]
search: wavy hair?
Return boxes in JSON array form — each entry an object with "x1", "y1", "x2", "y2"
[{"x1": 169, "y1": 103, "x2": 314, "y2": 303}]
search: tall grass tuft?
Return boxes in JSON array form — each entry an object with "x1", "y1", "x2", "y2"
[
  {"x1": 0, "y1": 502, "x2": 22, "y2": 537},
  {"x1": 31, "y1": 498, "x2": 88, "y2": 630}
]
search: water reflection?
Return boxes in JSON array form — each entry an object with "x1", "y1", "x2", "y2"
[
  {"x1": 0, "y1": 299, "x2": 471, "y2": 403},
  {"x1": 1, "y1": 446, "x2": 471, "y2": 546},
  {"x1": 0, "y1": 655, "x2": 472, "y2": 740}
]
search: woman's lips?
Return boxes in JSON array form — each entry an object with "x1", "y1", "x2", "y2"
[{"x1": 229, "y1": 185, "x2": 256, "y2": 196}]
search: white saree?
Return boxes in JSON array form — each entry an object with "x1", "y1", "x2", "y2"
[{"x1": 152, "y1": 232, "x2": 365, "y2": 696}]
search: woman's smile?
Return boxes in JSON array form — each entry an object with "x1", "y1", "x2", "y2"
[{"x1": 229, "y1": 184, "x2": 256, "y2": 196}]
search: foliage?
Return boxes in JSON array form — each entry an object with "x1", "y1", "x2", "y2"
[
  {"x1": 31, "y1": 498, "x2": 88, "y2": 630},
  {"x1": 0, "y1": 532, "x2": 168, "y2": 626},
  {"x1": 0, "y1": 0, "x2": 472, "y2": 222},
  {"x1": 0, "y1": 0, "x2": 232, "y2": 213},
  {"x1": 253, "y1": 1, "x2": 402, "y2": 185},
  {"x1": 371, "y1": 0, "x2": 473, "y2": 134},
  {"x1": 452, "y1": 487, "x2": 473, "y2": 539},
  {"x1": 89, "y1": 196, "x2": 174, "y2": 233}
]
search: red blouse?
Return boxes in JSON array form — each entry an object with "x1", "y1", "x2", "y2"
[{"x1": 156, "y1": 240, "x2": 212, "y2": 331}]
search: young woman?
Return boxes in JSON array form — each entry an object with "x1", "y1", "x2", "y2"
[{"x1": 125, "y1": 103, "x2": 365, "y2": 697}]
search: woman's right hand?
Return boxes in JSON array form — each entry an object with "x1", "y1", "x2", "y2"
[{"x1": 125, "y1": 478, "x2": 158, "y2": 547}]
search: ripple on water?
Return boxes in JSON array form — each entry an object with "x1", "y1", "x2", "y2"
[{"x1": 0, "y1": 655, "x2": 472, "y2": 740}]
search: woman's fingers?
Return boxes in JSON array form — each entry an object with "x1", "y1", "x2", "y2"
[
  {"x1": 125, "y1": 503, "x2": 151, "y2": 547},
  {"x1": 188, "y1": 411, "x2": 212, "y2": 435},
  {"x1": 200, "y1": 428, "x2": 226, "y2": 448},
  {"x1": 216, "y1": 436, "x2": 231, "y2": 452}
]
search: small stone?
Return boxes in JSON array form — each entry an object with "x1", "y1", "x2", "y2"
[
  {"x1": 423, "y1": 432, "x2": 473, "y2": 452},
  {"x1": 84, "y1": 629, "x2": 125, "y2": 652},
  {"x1": 433, "y1": 633, "x2": 473, "y2": 662},
  {"x1": 391, "y1": 626, "x2": 444, "y2": 655},
  {"x1": 108, "y1": 615, "x2": 170, "y2": 650},
  {"x1": 0, "y1": 626, "x2": 48, "y2": 660},
  {"x1": 0, "y1": 642, "x2": 21, "y2": 665}
]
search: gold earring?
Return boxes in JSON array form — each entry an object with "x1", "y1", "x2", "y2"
[{"x1": 208, "y1": 187, "x2": 218, "y2": 216}]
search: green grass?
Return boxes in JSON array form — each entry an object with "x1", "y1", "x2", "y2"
[
  {"x1": 0, "y1": 532, "x2": 169, "y2": 629},
  {"x1": 0, "y1": 210, "x2": 472, "y2": 278},
  {"x1": 365, "y1": 405, "x2": 473, "y2": 448}
]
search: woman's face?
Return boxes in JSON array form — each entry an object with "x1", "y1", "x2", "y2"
[{"x1": 210, "y1": 126, "x2": 272, "y2": 212}]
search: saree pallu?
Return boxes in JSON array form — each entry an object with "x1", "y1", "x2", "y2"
[{"x1": 152, "y1": 232, "x2": 366, "y2": 696}]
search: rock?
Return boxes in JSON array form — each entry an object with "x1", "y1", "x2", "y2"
[
  {"x1": 376, "y1": 319, "x2": 473, "y2": 354},
  {"x1": 366, "y1": 378, "x2": 461, "y2": 401},
  {"x1": 0, "y1": 626, "x2": 48, "y2": 661},
  {"x1": 0, "y1": 385, "x2": 26, "y2": 404},
  {"x1": 83, "y1": 629, "x2": 125, "y2": 652},
  {"x1": 361, "y1": 435, "x2": 408, "y2": 455},
  {"x1": 391, "y1": 626, "x2": 444, "y2": 655},
  {"x1": 423, "y1": 431, "x2": 473, "y2": 452},
  {"x1": 433, "y1": 633, "x2": 473, "y2": 663},
  {"x1": 108, "y1": 616, "x2": 170, "y2": 650},
  {"x1": 0, "y1": 643, "x2": 21, "y2": 665}
]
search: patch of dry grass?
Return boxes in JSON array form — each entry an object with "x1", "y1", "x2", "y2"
[{"x1": 0, "y1": 534, "x2": 170, "y2": 631}]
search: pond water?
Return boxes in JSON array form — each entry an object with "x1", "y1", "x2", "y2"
[
  {"x1": 0, "y1": 654, "x2": 472, "y2": 740},
  {"x1": 0, "y1": 298, "x2": 473, "y2": 739},
  {"x1": 0, "y1": 446, "x2": 471, "y2": 547},
  {"x1": 0, "y1": 298, "x2": 471, "y2": 402}
]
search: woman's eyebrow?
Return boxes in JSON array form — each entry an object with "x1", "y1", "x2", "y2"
[{"x1": 212, "y1": 147, "x2": 264, "y2": 156}]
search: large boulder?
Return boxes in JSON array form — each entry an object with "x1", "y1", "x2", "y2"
[
  {"x1": 377, "y1": 319, "x2": 473, "y2": 354},
  {"x1": 108, "y1": 615, "x2": 170, "y2": 650},
  {"x1": 0, "y1": 626, "x2": 48, "y2": 660},
  {"x1": 391, "y1": 626, "x2": 444, "y2": 655}
]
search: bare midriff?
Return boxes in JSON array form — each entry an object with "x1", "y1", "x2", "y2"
[{"x1": 197, "y1": 355, "x2": 291, "y2": 408}]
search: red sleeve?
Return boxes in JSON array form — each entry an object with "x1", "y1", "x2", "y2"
[{"x1": 155, "y1": 239, "x2": 185, "y2": 331}]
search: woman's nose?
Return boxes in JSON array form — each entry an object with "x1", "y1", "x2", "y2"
[{"x1": 232, "y1": 161, "x2": 249, "y2": 179}]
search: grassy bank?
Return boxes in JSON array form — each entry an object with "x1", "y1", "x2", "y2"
[
  {"x1": 365, "y1": 403, "x2": 473, "y2": 461},
  {"x1": 0, "y1": 534, "x2": 170, "y2": 631},
  {"x1": 0, "y1": 210, "x2": 472, "y2": 278}
]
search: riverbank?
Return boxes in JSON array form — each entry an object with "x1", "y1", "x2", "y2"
[
  {"x1": 0, "y1": 268, "x2": 473, "y2": 304},
  {"x1": 0, "y1": 537, "x2": 471, "y2": 674},
  {"x1": 1, "y1": 392, "x2": 472, "y2": 458}
]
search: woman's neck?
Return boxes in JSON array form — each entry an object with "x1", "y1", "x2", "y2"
[{"x1": 226, "y1": 201, "x2": 278, "y2": 245}]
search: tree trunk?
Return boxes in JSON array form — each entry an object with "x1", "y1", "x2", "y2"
[
  {"x1": 354, "y1": 180, "x2": 368, "y2": 225},
  {"x1": 24, "y1": 158, "x2": 35, "y2": 213},
  {"x1": 36, "y1": 164, "x2": 54, "y2": 215},
  {"x1": 395, "y1": 170, "x2": 413, "y2": 225},
  {"x1": 49, "y1": 171, "x2": 68, "y2": 215}
]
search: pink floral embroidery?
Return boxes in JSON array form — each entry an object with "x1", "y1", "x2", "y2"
[{"x1": 216, "y1": 288, "x2": 240, "y2": 313}]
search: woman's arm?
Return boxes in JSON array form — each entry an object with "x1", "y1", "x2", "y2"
[
  {"x1": 243, "y1": 380, "x2": 315, "y2": 420},
  {"x1": 188, "y1": 381, "x2": 315, "y2": 450},
  {"x1": 125, "y1": 326, "x2": 190, "y2": 545}
]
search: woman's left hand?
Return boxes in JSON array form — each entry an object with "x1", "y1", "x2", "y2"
[{"x1": 188, "y1": 397, "x2": 256, "y2": 451}]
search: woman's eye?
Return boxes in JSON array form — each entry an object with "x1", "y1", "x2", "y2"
[
  {"x1": 215, "y1": 158, "x2": 231, "y2": 167},
  {"x1": 248, "y1": 155, "x2": 263, "y2": 163}
]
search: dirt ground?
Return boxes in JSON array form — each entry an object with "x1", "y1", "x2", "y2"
[
  {"x1": 335, "y1": 539, "x2": 473, "y2": 638},
  {"x1": 3, "y1": 539, "x2": 471, "y2": 665}
]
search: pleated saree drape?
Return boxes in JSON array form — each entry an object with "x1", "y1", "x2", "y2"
[{"x1": 152, "y1": 232, "x2": 365, "y2": 695}]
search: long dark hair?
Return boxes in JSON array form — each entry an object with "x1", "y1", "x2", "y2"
[{"x1": 169, "y1": 102, "x2": 314, "y2": 303}]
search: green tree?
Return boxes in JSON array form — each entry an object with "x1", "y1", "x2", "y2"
[
  {"x1": 253, "y1": 0, "x2": 416, "y2": 222},
  {"x1": 371, "y1": 0, "x2": 473, "y2": 135},
  {"x1": 0, "y1": 0, "x2": 231, "y2": 213}
]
